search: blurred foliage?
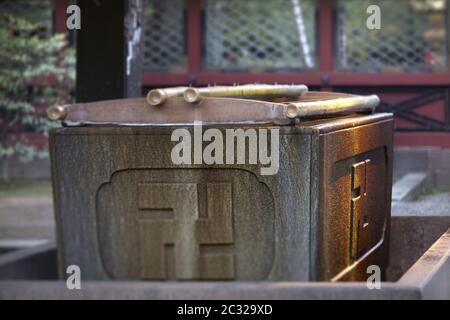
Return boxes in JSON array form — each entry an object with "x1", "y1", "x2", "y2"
[
  {"x1": 0, "y1": 0, "x2": 53, "y2": 35},
  {"x1": 0, "y1": 12, "x2": 75, "y2": 163}
]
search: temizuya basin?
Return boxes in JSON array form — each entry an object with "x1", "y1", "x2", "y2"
[{"x1": 49, "y1": 92, "x2": 393, "y2": 281}]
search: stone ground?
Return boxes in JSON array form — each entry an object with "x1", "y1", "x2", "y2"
[
  {"x1": 0, "y1": 196, "x2": 55, "y2": 239},
  {"x1": 0, "y1": 180, "x2": 55, "y2": 241},
  {"x1": 392, "y1": 192, "x2": 450, "y2": 216}
]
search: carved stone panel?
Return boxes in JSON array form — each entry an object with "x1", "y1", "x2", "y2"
[
  {"x1": 313, "y1": 118, "x2": 393, "y2": 281},
  {"x1": 351, "y1": 159, "x2": 374, "y2": 262},
  {"x1": 50, "y1": 114, "x2": 393, "y2": 282},
  {"x1": 96, "y1": 169, "x2": 275, "y2": 280}
]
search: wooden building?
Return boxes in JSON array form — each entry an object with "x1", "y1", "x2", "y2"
[{"x1": 2, "y1": 0, "x2": 450, "y2": 148}]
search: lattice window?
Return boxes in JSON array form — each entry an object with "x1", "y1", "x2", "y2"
[
  {"x1": 143, "y1": 0, "x2": 186, "y2": 72},
  {"x1": 0, "y1": 0, "x2": 53, "y2": 37},
  {"x1": 336, "y1": 0, "x2": 449, "y2": 72},
  {"x1": 204, "y1": 0, "x2": 317, "y2": 71}
]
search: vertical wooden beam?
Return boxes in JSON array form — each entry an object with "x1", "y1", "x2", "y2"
[
  {"x1": 53, "y1": 0, "x2": 71, "y2": 33},
  {"x1": 124, "y1": 0, "x2": 144, "y2": 98},
  {"x1": 76, "y1": 0, "x2": 143, "y2": 103},
  {"x1": 446, "y1": 3, "x2": 450, "y2": 73},
  {"x1": 187, "y1": 0, "x2": 203, "y2": 84},
  {"x1": 76, "y1": 0, "x2": 125, "y2": 102},
  {"x1": 445, "y1": 88, "x2": 450, "y2": 125},
  {"x1": 318, "y1": 0, "x2": 335, "y2": 91}
]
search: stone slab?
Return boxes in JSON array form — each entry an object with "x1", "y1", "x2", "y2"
[
  {"x1": 387, "y1": 216, "x2": 450, "y2": 281},
  {"x1": 0, "y1": 224, "x2": 449, "y2": 299},
  {"x1": 0, "y1": 197, "x2": 55, "y2": 240},
  {"x1": 433, "y1": 170, "x2": 450, "y2": 192},
  {"x1": 392, "y1": 172, "x2": 428, "y2": 201},
  {"x1": 0, "y1": 242, "x2": 57, "y2": 280}
]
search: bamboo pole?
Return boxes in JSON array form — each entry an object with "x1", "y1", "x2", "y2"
[
  {"x1": 184, "y1": 84, "x2": 308, "y2": 104},
  {"x1": 146, "y1": 87, "x2": 188, "y2": 106},
  {"x1": 285, "y1": 95, "x2": 379, "y2": 119}
]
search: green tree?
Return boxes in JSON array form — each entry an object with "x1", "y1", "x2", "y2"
[{"x1": 0, "y1": 13, "x2": 75, "y2": 179}]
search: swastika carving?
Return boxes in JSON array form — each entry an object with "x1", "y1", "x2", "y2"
[
  {"x1": 137, "y1": 182, "x2": 234, "y2": 280},
  {"x1": 350, "y1": 159, "x2": 372, "y2": 261},
  {"x1": 96, "y1": 168, "x2": 275, "y2": 280}
]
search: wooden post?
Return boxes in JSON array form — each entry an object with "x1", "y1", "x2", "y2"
[
  {"x1": 124, "y1": 0, "x2": 143, "y2": 98},
  {"x1": 318, "y1": 0, "x2": 334, "y2": 92},
  {"x1": 53, "y1": 0, "x2": 71, "y2": 33},
  {"x1": 187, "y1": 0, "x2": 202, "y2": 85},
  {"x1": 75, "y1": 0, "x2": 143, "y2": 102}
]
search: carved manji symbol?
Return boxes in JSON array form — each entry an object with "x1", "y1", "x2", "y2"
[
  {"x1": 137, "y1": 183, "x2": 234, "y2": 280},
  {"x1": 350, "y1": 159, "x2": 372, "y2": 262}
]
